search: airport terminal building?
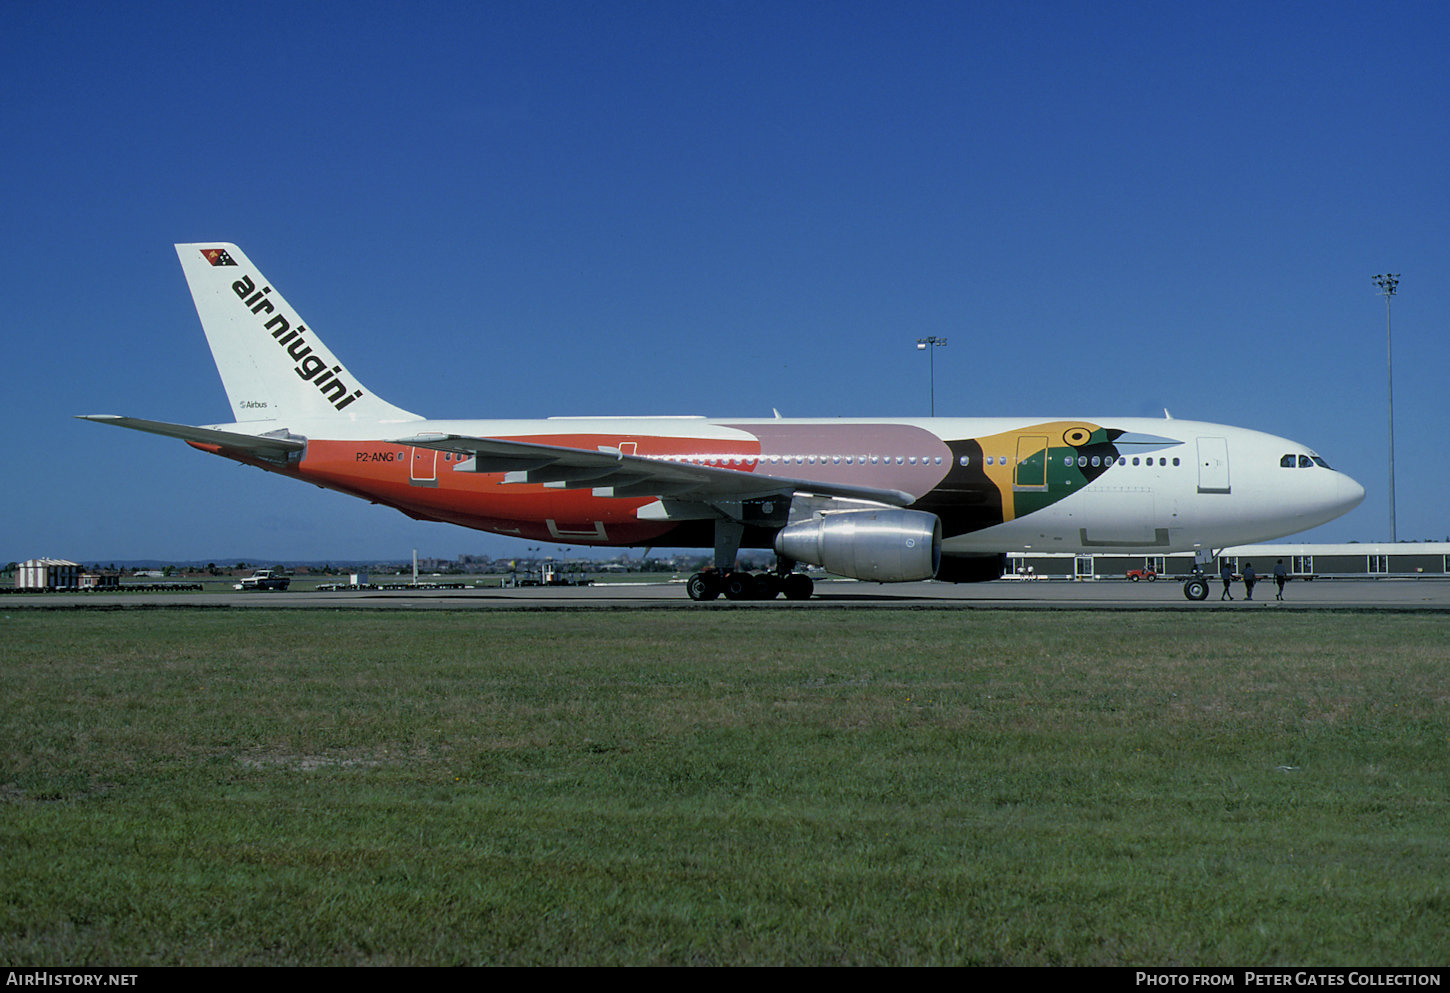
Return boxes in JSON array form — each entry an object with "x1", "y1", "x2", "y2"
[{"x1": 1006, "y1": 543, "x2": 1450, "y2": 581}]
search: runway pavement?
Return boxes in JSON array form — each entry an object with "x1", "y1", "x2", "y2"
[{"x1": 8, "y1": 577, "x2": 1450, "y2": 611}]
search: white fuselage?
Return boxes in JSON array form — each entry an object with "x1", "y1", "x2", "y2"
[{"x1": 208, "y1": 412, "x2": 1364, "y2": 556}]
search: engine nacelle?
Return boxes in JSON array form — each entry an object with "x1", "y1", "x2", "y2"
[
  {"x1": 933, "y1": 553, "x2": 1007, "y2": 584},
  {"x1": 774, "y1": 509, "x2": 942, "y2": 583}
]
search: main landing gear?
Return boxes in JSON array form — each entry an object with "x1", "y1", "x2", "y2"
[
  {"x1": 686, "y1": 517, "x2": 813, "y2": 601},
  {"x1": 686, "y1": 567, "x2": 814, "y2": 601}
]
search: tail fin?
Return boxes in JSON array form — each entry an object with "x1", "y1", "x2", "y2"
[{"x1": 175, "y1": 243, "x2": 421, "y2": 425}]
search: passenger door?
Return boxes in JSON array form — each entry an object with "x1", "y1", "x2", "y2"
[
  {"x1": 1196, "y1": 437, "x2": 1230, "y2": 494},
  {"x1": 410, "y1": 446, "x2": 438, "y2": 487}
]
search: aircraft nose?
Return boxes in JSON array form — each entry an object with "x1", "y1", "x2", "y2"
[{"x1": 1338, "y1": 472, "x2": 1366, "y2": 513}]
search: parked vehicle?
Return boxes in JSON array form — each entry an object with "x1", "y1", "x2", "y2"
[
  {"x1": 1126, "y1": 568, "x2": 1157, "y2": 582},
  {"x1": 234, "y1": 569, "x2": 290, "y2": 591}
]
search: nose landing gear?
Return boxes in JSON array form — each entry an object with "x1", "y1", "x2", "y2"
[
  {"x1": 1183, "y1": 577, "x2": 1209, "y2": 600},
  {"x1": 1183, "y1": 551, "x2": 1214, "y2": 600}
]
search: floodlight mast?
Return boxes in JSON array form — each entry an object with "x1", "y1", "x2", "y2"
[
  {"x1": 916, "y1": 336, "x2": 947, "y2": 416},
  {"x1": 1372, "y1": 273, "x2": 1400, "y2": 542}
]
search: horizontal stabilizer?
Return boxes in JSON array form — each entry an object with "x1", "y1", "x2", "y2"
[
  {"x1": 78, "y1": 415, "x2": 305, "y2": 461},
  {"x1": 391, "y1": 432, "x2": 916, "y2": 507}
]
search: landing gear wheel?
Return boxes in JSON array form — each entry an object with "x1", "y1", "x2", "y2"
[
  {"x1": 1183, "y1": 578, "x2": 1209, "y2": 601},
  {"x1": 782, "y1": 573, "x2": 814, "y2": 601},
  {"x1": 687, "y1": 573, "x2": 719, "y2": 601},
  {"x1": 723, "y1": 572, "x2": 755, "y2": 601}
]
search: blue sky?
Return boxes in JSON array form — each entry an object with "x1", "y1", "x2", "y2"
[{"x1": 3, "y1": 0, "x2": 1446, "y2": 563}]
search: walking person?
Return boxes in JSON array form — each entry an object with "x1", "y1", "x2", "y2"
[
  {"x1": 1273, "y1": 559, "x2": 1287, "y2": 600},
  {"x1": 1219, "y1": 558, "x2": 1235, "y2": 600},
  {"x1": 1243, "y1": 562, "x2": 1257, "y2": 601}
]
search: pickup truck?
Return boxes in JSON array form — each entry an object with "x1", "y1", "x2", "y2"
[{"x1": 234, "y1": 569, "x2": 291, "y2": 591}]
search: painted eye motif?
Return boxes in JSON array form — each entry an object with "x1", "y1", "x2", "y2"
[{"x1": 1062, "y1": 426, "x2": 1094, "y2": 447}]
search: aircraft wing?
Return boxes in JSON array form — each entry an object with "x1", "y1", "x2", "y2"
[
  {"x1": 78, "y1": 415, "x2": 306, "y2": 462},
  {"x1": 392, "y1": 432, "x2": 916, "y2": 507}
]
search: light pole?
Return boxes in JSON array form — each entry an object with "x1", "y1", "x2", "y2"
[
  {"x1": 916, "y1": 336, "x2": 947, "y2": 416},
  {"x1": 1372, "y1": 273, "x2": 1399, "y2": 542}
]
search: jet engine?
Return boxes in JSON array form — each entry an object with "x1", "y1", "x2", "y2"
[{"x1": 773, "y1": 509, "x2": 941, "y2": 583}]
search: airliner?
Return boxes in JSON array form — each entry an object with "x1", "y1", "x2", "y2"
[{"x1": 81, "y1": 243, "x2": 1365, "y2": 601}]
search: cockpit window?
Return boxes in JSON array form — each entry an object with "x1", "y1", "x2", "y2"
[{"x1": 1282, "y1": 453, "x2": 1334, "y2": 468}]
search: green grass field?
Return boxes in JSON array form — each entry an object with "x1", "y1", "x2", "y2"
[{"x1": 2, "y1": 608, "x2": 1446, "y2": 965}]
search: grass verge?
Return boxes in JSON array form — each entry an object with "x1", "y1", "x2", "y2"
[{"x1": 2, "y1": 609, "x2": 1446, "y2": 964}]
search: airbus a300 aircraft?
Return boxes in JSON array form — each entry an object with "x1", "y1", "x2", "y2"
[{"x1": 83, "y1": 243, "x2": 1365, "y2": 601}]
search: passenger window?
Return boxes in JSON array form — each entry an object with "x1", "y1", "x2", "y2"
[{"x1": 1132, "y1": 457, "x2": 1140, "y2": 466}]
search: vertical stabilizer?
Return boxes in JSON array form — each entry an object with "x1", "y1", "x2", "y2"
[{"x1": 175, "y1": 243, "x2": 421, "y2": 424}]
